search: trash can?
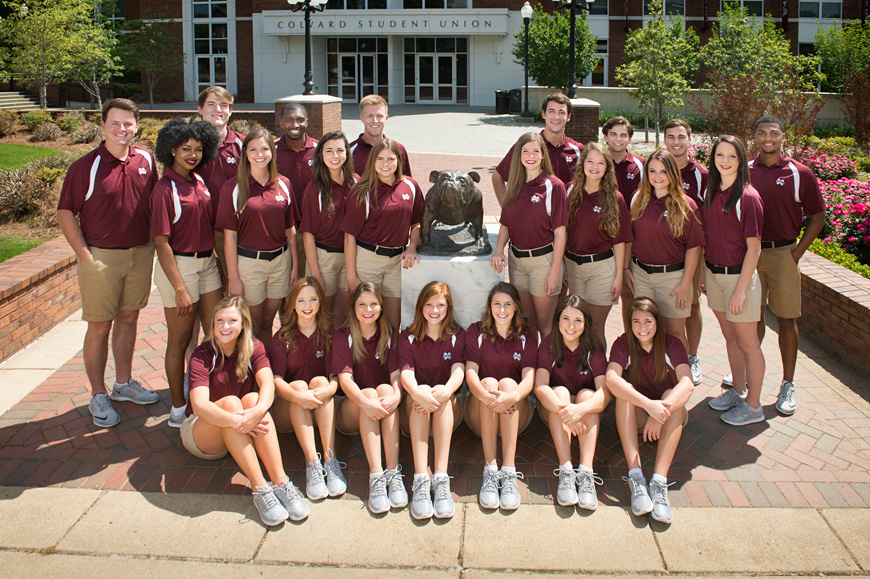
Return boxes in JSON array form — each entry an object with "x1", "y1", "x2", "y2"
[
  {"x1": 509, "y1": 89, "x2": 522, "y2": 113},
  {"x1": 494, "y1": 90, "x2": 510, "y2": 114}
]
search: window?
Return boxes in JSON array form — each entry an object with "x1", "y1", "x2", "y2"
[
  {"x1": 99, "y1": 0, "x2": 125, "y2": 21},
  {"x1": 404, "y1": 37, "x2": 468, "y2": 104},
  {"x1": 721, "y1": 0, "x2": 763, "y2": 16},
  {"x1": 582, "y1": 40, "x2": 608, "y2": 86},
  {"x1": 193, "y1": 0, "x2": 227, "y2": 18},
  {"x1": 326, "y1": 38, "x2": 389, "y2": 102},
  {"x1": 799, "y1": 1, "x2": 842, "y2": 18},
  {"x1": 326, "y1": 0, "x2": 388, "y2": 8},
  {"x1": 644, "y1": 0, "x2": 685, "y2": 16},
  {"x1": 588, "y1": 1, "x2": 608, "y2": 16},
  {"x1": 403, "y1": 0, "x2": 469, "y2": 7},
  {"x1": 192, "y1": 1, "x2": 230, "y2": 96}
]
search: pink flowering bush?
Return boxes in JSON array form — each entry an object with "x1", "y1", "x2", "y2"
[
  {"x1": 793, "y1": 148, "x2": 859, "y2": 181},
  {"x1": 818, "y1": 178, "x2": 870, "y2": 265},
  {"x1": 689, "y1": 138, "x2": 713, "y2": 166}
]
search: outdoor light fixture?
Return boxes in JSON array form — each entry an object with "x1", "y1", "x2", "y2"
[
  {"x1": 556, "y1": 0, "x2": 595, "y2": 98},
  {"x1": 288, "y1": 0, "x2": 328, "y2": 95},
  {"x1": 521, "y1": 1, "x2": 533, "y2": 118}
]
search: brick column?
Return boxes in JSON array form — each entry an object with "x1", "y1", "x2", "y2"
[
  {"x1": 274, "y1": 94, "x2": 343, "y2": 140},
  {"x1": 566, "y1": 98, "x2": 600, "y2": 147}
]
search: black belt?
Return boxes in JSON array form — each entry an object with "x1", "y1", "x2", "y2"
[
  {"x1": 565, "y1": 248, "x2": 613, "y2": 265},
  {"x1": 761, "y1": 238, "x2": 797, "y2": 249},
  {"x1": 705, "y1": 261, "x2": 742, "y2": 275},
  {"x1": 510, "y1": 244, "x2": 553, "y2": 258},
  {"x1": 173, "y1": 250, "x2": 213, "y2": 258},
  {"x1": 632, "y1": 257, "x2": 684, "y2": 274},
  {"x1": 315, "y1": 241, "x2": 343, "y2": 254},
  {"x1": 237, "y1": 245, "x2": 286, "y2": 261},
  {"x1": 357, "y1": 241, "x2": 404, "y2": 258}
]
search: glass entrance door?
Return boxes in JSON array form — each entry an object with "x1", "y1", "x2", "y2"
[
  {"x1": 416, "y1": 55, "x2": 454, "y2": 104},
  {"x1": 360, "y1": 54, "x2": 376, "y2": 98},
  {"x1": 340, "y1": 55, "x2": 357, "y2": 102}
]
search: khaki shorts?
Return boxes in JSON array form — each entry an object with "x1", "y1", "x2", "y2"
[
  {"x1": 180, "y1": 414, "x2": 228, "y2": 460},
  {"x1": 692, "y1": 253, "x2": 703, "y2": 306},
  {"x1": 565, "y1": 256, "x2": 617, "y2": 306},
  {"x1": 78, "y1": 244, "x2": 155, "y2": 323},
  {"x1": 308, "y1": 247, "x2": 347, "y2": 297},
  {"x1": 154, "y1": 254, "x2": 222, "y2": 308},
  {"x1": 757, "y1": 243, "x2": 801, "y2": 318},
  {"x1": 238, "y1": 250, "x2": 292, "y2": 306},
  {"x1": 508, "y1": 250, "x2": 562, "y2": 298},
  {"x1": 631, "y1": 264, "x2": 690, "y2": 319},
  {"x1": 705, "y1": 266, "x2": 761, "y2": 323},
  {"x1": 355, "y1": 246, "x2": 402, "y2": 298},
  {"x1": 213, "y1": 229, "x2": 228, "y2": 281}
]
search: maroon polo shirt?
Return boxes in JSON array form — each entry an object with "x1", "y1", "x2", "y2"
[
  {"x1": 269, "y1": 329, "x2": 332, "y2": 383},
  {"x1": 58, "y1": 142, "x2": 157, "y2": 248},
  {"x1": 609, "y1": 333, "x2": 688, "y2": 400},
  {"x1": 151, "y1": 168, "x2": 215, "y2": 254},
  {"x1": 332, "y1": 326, "x2": 399, "y2": 390},
  {"x1": 349, "y1": 134, "x2": 412, "y2": 177},
  {"x1": 630, "y1": 194, "x2": 705, "y2": 266},
  {"x1": 216, "y1": 175, "x2": 299, "y2": 252},
  {"x1": 681, "y1": 160, "x2": 709, "y2": 206},
  {"x1": 465, "y1": 322, "x2": 537, "y2": 383},
  {"x1": 566, "y1": 189, "x2": 633, "y2": 255},
  {"x1": 749, "y1": 154, "x2": 824, "y2": 242},
  {"x1": 299, "y1": 178, "x2": 355, "y2": 250},
  {"x1": 496, "y1": 131, "x2": 584, "y2": 186},
  {"x1": 187, "y1": 339, "x2": 271, "y2": 416},
  {"x1": 701, "y1": 185, "x2": 763, "y2": 268},
  {"x1": 194, "y1": 128, "x2": 243, "y2": 209},
  {"x1": 537, "y1": 335, "x2": 607, "y2": 396},
  {"x1": 399, "y1": 329, "x2": 466, "y2": 386},
  {"x1": 498, "y1": 174, "x2": 568, "y2": 250},
  {"x1": 341, "y1": 178, "x2": 424, "y2": 248},
  {"x1": 276, "y1": 133, "x2": 318, "y2": 207},
  {"x1": 613, "y1": 151, "x2": 645, "y2": 202}
]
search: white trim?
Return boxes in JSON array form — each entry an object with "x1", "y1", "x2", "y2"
[
  {"x1": 786, "y1": 161, "x2": 801, "y2": 203},
  {"x1": 84, "y1": 156, "x2": 101, "y2": 202},
  {"x1": 544, "y1": 178, "x2": 553, "y2": 217},
  {"x1": 171, "y1": 181, "x2": 182, "y2": 225}
]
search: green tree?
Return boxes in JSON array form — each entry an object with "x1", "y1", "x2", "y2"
[
  {"x1": 814, "y1": 21, "x2": 870, "y2": 93},
  {"x1": 511, "y1": 4, "x2": 597, "y2": 90},
  {"x1": 120, "y1": 12, "x2": 183, "y2": 108},
  {"x1": 615, "y1": 0, "x2": 699, "y2": 146},
  {"x1": 69, "y1": 10, "x2": 123, "y2": 110}
]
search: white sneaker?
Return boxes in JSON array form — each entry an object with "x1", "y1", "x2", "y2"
[
  {"x1": 776, "y1": 380, "x2": 797, "y2": 415},
  {"x1": 386, "y1": 466, "x2": 408, "y2": 508},
  {"x1": 167, "y1": 405, "x2": 187, "y2": 428},
  {"x1": 499, "y1": 470, "x2": 523, "y2": 510},
  {"x1": 368, "y1": 472, "x2": 390, "y2": 514},
  {"x1": 305, "y1": 455, "x2": 328, "y2": 500},
  {"x1": 88, "y1": 393, "x2": 120, "y2": 428},
  {"x1": 721, "y1": 373, "x2": 733, "y2": 387},
  {"x1": 324, "y1": 449, "x2": 348, "y2": 497},
  {"x1": 576, "y1": 469, "x2": 602, "y2": 511},
  {"x1": 649, "y1": 479, "x2": 674, "y2": 524},
  {"x1": 721, "y1": 398, "x2": 765, "y2": 426},
  {"x1": 410, "y1": 475, "x2": 433, "y2": 520},
  {"x1": 708, "y1": 387, "x2": 747, "y2": 411},
  {"x1": 478, "y1": 468, "x2": 501, "y2": 510},
  {"x1": 432, "y1": 475, "x2": 455, "y2": 519},
  {"x1": 252, "y1": 485, "x2": 289, "y2": 526},
  {"x1": 554, "y1": 466, "x2": 578, "y2": 506},
  {"x1": 272, "y1": 477, "x2": 310, "y2": 521},
  {"x1": 688, "y1": 355, "x2": 702, "y2": 385},
  {"x1": 109, "y1": 378, "x2": 159, "y2": 405},
  {"x1": 623, "y1": 474, "x2": 652, "y2": 516}
]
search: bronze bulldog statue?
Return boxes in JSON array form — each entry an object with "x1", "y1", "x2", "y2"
[{"x1": 420, "y1": 170, "x2": 484, "y2": 246}]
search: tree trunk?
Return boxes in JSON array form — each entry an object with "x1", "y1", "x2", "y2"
[
  {"x1": 148, "y1": 77, "x2": 155, "y2": 109},
  {"x1": 40, "y1": 84, "x2": 47, "y2": 109},
  {"x1": 644, "y1": 106, "x2": 650, "y2": 143},
  {"x1": 655, "y1": 102, "x2": 662, "y2": 147}
]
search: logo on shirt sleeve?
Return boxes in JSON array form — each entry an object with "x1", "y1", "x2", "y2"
[
  {"x1": 593, "y1": 206, "x2": 601, "y2": 213},
  {"x1": 401, "y1": 193, "x2": 410, "y2": 200},
  {"x1": 776, "y1": 178, "x2": 785, "y2": 186},
  {"x1": 138, "y1": 167, "x2": 147, "y2": 175},
  {"x1": 227, "y1": 157, "x2": 236, "y2": 165},
  {"x1": 276, "y1": 194, "x2": 284, "y2": 202},
  {"x1": 308, "y1": 159, "x2": 314, "y2": 166},
  {"x1": 565, "y1": 155, "x2": 574, "y2": 163},
  {"x1": 513, "y1": 352, "x2": 522, "y2": 361},
  {"x1": 316, "y1": 350, "x2": 324, "y2": 358},
  {"x1": 443, "y1": 352, "x2": 451, "y2": 360},
  {"x1": 682, "y1": 182, "x2": 690, "y2": 190},
  {"x1": 531, "y1": 196, "x2": 540, "y2": 203},
  {"x1": 627, "y1": 173, "x2": 635, "y2": 180}
]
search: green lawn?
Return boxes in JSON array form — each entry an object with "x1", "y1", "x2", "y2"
[
  {"x1": 0, "y1": 143, "x2": 63, "y2": 170},
  {"x1": 0, "y1": 237, "x2": 45, "y2": 263}
]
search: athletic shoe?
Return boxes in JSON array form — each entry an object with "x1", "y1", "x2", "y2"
[
  {"x1": 721, "y1": 373, "x2": 733, "y2": 387},
  {"x1": 109, "y1": 378, "x2": 159, "y2": 405},
  {"x1": 576, "y1": 469, "x2": 603, "y2": 511},
  {"x1": 386, "y1": 466, "x2": 408, "y2": 508},
  {"x1": 368, "y1": 472, "x2": 390, "y2": 514},
  {"x1": 410, "y1": 476, "x2": 434, "y2": 520},
  {"x1": 324, "y1": 450, "x2": 348, "y2": 497},
  {"x1": 88, "y1": 393, "x2": 120, "y2": 428},
  {"x1": 708, "y1": 387, "x2": 747, "y2": 411},
  {"x1": 432, "y1": 474, "x2": 455, "y2": 519},
  {"x1": 273, "y1": 476, "x2": 310, "y2": 521},
  {"x1": 167, "y1": 405, "x2": 187, "y2": 428},
  {"x1": 252, "y1": 485, "x2": 289, "y2": 526},
  {"x1": 776, "y1": 380, "x2": 797, "y2": 415},
  {"x1": 649, "y1": 479, "x2": 674, "y2": 524},
  {"x1": 688, "y1": 355, "x2": 702, "y2": 385},
  {"x1": 721, "y1": 398, "x2": 765, "y2": 426},
  {"x1": 623, "y1": 474, "x2": 652, "y2": 516},
  {"x1": 478, "y1": 468, "x2": 501, "y2": 510},
  {"x1": 499, "y1": 470, "x2": 524, "y2": 510},
  {"x1": 305, "y1": 455, "x2": 328, "y2": 500},
  {"x1": 554, "y1": 466, "x2": 578, "y2": 506}
]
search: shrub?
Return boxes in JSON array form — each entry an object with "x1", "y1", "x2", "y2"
[
  {"x1": 797, "y1": 150, "x2": 859, "y2": 181},
  {"x1": 598, "y1": 109, "x2": 707, "y2": 133},
  {"x1": 842, "y1": 71, "x2": 870, "y2": 148},
  {"x1": 689, "y1": 134, "x2": 714, "y2": 166},
  {"x1": 0, "y1": 111, "x2": 17, "y2": 137},
  {"x1": 135, "y1": 118, "x2": 166, "y2": 150},
  {"x1": 56, "y1": 111, "x2": 85, "y2": 134},
  {"x1": 22, "y1": 110, "x2": 53, "y2": 131},
  {"x1": 0, "y1": 169, "x2": 52, "y2": 222},
  {"x1": 29, "y1": 122, "x2": 63, "y2": 143},
  {"x1": 24, "y1": 154, "x2": 72, "y2": 186},
  {"x1": 69, "y1": 122, "x2": 102, "y2": 144},
  {"x1": 818, "y1": 178, "x2": 870, "y2": 265},
  {"x1": 228, "y1": 119, "x2": 265, "y2": 137},
  {"x1": 812, "y1": 122, "x2": 855, "y2": 140},
  {"x1": 810, "y1": 238, "x2": 870, "y2": 279}
]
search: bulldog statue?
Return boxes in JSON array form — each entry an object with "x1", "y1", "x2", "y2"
[{"x1": 418, "y1": 170, "x2": 490, "y2": 256}]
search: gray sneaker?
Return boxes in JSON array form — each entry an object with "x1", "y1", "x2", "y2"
[
  {"x1": 721, "y1": 398, "x2": 765, "y2": 426},
  {"x1": 649, "y1": 479, "x2": 674, "y2": 524},
  {"x1": 499, "y1": 470, "x2": 524, "y2": 510},
  {"x1": 708, "y1": 387, "x2": 746, "y2": 411},
  {"x1": 623, "y1": 474, "x2": 652, "y2": 516},
  {"x1": 324, "y1": 450, "x2": 348, "y2": 497},
  {"x1": 554, "y1": 466, "x2": 578, "y2": 506},
  {"x1": 305, "y1": 456, "x2": 328, "y2": 500},
  {"x1": 776, "y1": 380, "x2": 797, "y2": 415},
  {"x1": 88, "y1": 393, "x2": 120, "y2": 428},
  {"x1": 386, "y1": 466, "x2": 408, "y2": 508},
  {"x1": 576, "y1": 469, "x2": 603, "y2": 511},
  {"x1": 167, "y1": 405, "x2": 186, "y2": 429},
  {"x1": 273, "y1": 477, "x2": 310, "y2": 521},
  {"x1": 109, "y1": 378, "x2": 159, "y2": 405},
  {"x1": 252, "y1": 485, "x2": 289, "y2": 526},
  {"x1": 410, "y1": 476, "x2": 434, "y2": 520},
  {"x1": 368, "y1": 472, "x2": 390, "y2": 514},
  {"x1": 478, "y1": 468, "x2": 501, "y2": 510},
  {"x1": 688, "y1": 355, "x2": 702, "y2": 385},
  {"x1": 432, "y1": 475, "x2": 455, "y2": 519}
]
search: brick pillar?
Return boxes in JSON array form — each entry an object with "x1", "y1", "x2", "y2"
[
  {"x1": 274, "y1": 94, "x2": 342, "y2": 140},
  {"x1": 565, "y1": 98, "x2": 600, "y2": 147}
]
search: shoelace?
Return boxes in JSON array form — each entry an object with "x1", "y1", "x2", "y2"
[
  {"x1": 308, "y1": 456, "x2": 326, "y2": 486},
  {"x1": 781, "y1": 383, "x2": 795, "y2": 403},
  {"x1": 622, "y1": 476, "x2": 647, "y2": 498},
  {"x1": 648, "y1": 480, "x2": 675, "y2": 505},
  {"x1": 433, "y1": 477, "x2": 452, "y2": 500},
  {"x1": 370, "y1": 472, "x2": 388, "y2": 497},
  {"x1": 481, "y1": 470, "x2": 502, "y2": 494},
  {"x1": 501, "y1": 471, "x2": 524, "y2": 493},
  {"x1": 324, "y1": 457, "x2": 346, "y2": 480},
  {"x1": 387, "y1": 466, "x2": 405, "y2": 492},
  {"x1": 411, "y1": 478, "x2": 431, "y2": 500},
  {"x1": 124, "y1": 378, "x2": 147, "y2": 394},
  {"x1": 554, "y1": 467, "x2": 576, "y2": 490},
  {"x1": 255, "y1": 486, "x2": 281, "y2": 508},
  {"x1": 576, "y1": 470, "x2": 603, "y2": 494},
  {"x1": 93, "y1": 394, "x2": 111, "y2": 413}
]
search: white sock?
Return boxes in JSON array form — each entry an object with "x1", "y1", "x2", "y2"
[
  {"x1": 484, "y1": 465, "x2": 498, "y2": 473},
  {"x1": 433, "y1": 472, "x2": 448, "y2": 480},
  {"x1": 501, "y1": 466, "x2": 516, "y2": 474},
  {"x1": 170, "y1": 405, "x2": 186, "y2": 414},
  {"x1": 369, "y1": 471, "x2": 384, "y2": 479},
  {"x1": 628, "y1": 468, "x2": 644, "y2": 480},
  {"x1": 114, "y1": 380, "x2": 128, "y2": 388},
  {"x1": 577, "y1": 464, "x2": 593, "y2": 474},
  {"x1": 560, "y1": 462, "x2": 573, "y2": 470},
  {"x1": 651, "y1": 474, "x2": 667, "y2": 485},
  {"x1": 414, "y1": 472, "x2": 429, "y2": 481}
]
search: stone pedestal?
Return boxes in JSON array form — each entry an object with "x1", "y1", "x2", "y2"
[
  {"x1": 566, "y1": 97, "x2": 600, "y2": 147},
  {"x1": 274, "y1": 94, "x2": 342, "y2": 140},
  {"x1": 401, "y1": 233, "x2": 502, "y2": 329}
]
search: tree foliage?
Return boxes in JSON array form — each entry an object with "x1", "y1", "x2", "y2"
[
  {"x1": 814, "y1": 21, "x2": 870, "y2": 93},
  {"x1": 842, "y1": 71, "x2": 870, "y2": 147},
  {"x1": 120, "y1": 11, "x2": 183, "y2": 109},
  {"x1": 69, "y1": 10, "x2": 123, "y2": 110}
]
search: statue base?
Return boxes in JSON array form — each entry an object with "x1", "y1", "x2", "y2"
[{"x1": 417, "y1": 222, "x2": 491, "y2": 257}]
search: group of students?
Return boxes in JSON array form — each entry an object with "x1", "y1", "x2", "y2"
[{"x1": 57, "y1": 88, "x2": 823, "y2": 529}]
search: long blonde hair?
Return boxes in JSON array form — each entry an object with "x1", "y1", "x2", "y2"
[
  {"x1": 235, "y1": 129, "x2": 279, "y2": 215},
  {"x1": 276, "y1": 277, "x2": 332, "y2": 356},
  {"x1": 347, "y1": 282, "x2": 394, "y2": 365},
  {"x1": 504, "y1": 132, "x2": 555, "y2": 207},
  {"x1": 351, "y1": 138, "x2": 405, "y2": 210},
  {"x1": 631, "y1": 149, "x2": 698, "y2": 238},
  {"x1": 567, "y1": 142, "x2": 621, "y2": 237},
  {"x1": 206, "y1": 296, "x2": 255, "y2": 382}
]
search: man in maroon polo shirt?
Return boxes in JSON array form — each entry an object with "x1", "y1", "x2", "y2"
[
  {"x1": 603, "y1": 116, "x2": 644, "y2": 201},
  {"x1": 492, "y1": 92, "x2": 584, "y2": 206},
  {"x1": 57, "y1": 98, "x2": 160, "y2": 428},
  {"x1": 349, "y1": 94, "x2": 412, "y2": 177},
  {"x1": 750, "y1": 116, "x2": 826, "y2": 415}
]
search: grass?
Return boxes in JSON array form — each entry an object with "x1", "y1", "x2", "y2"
[
  {"x1": 0, "y1": 143, "x2": 62, "y2": 170},
  {"x1": 0, "y1": 236, "x2": 45, "y2": 263}
]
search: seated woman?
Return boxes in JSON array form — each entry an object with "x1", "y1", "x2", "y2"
[
  {"x1": 333, "y1": 282, "x2": 406, "y2": 514},
  {"x1": 534, "y1": 295, "x2": 610, "y2": 510},
  {"x1": 605, "y1": 297, "x2": 694, "y2": 525},
  {"x1": 182, "y1": 296, "x2": 309, "y2": 526},
  {"x1": 270, "y1": 277, "x2": 347, "y2": 501},
  {"x1": 465, "y1": 282, "x2": 537, "y2": 511},
  {"x1": 399, "y1": 281, "x2": 466, "y2": 520}
]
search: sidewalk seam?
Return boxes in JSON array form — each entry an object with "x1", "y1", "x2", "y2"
[
  {"x1": 818, "y1": 507, "x2": 866, "y2": 572},
  {"x1": 49, "y1": 488, "x2": 107, "y2": 554}
]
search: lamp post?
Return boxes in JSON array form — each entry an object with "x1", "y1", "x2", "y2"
[
  {"x1": 555, "y1": 0, "x2": 595, "y2": 99},
  {"x1": 521, "y1": 2, "x2": 533, "y2": 118},
  {"x1": 288, "y1": 0, "x2": 327, "y2": 95}
]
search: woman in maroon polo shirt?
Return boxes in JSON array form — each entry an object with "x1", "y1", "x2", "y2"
[
  {"x1": 465, "y1": 282, "x2": 537, "y2": 511},
  {"x1": 216, "y1": 129, "x2": 300, "y2": 344},
  {"x1": 152, "y1": 119, "x2": 222, "y2": 428},
  {"x1": 300, "y1": 131, "x2": 357, "y2": 328},
  {"x1": 606, "y1": 297, "x2": 694, "y2": 525},
  {"x1": 489, "y1": 132, "x2": 567, "y2": 338},
  {"x1": 341, "y1": 139, "x2": 424, "y2": 329},
  {"x1": 183, "y1": 296, "x2": 309, "y2": 526},
  {"x1": 626, "y1": 149, "x2": 705, "y2": 354},
  {"x1": 566, "y1": 142, "x2": 632, "y2": 346},
  {"x1": 332, "y1": 282, "x2": 406, "y2": 514},
  {"x1": 270, "y1": 277, "x2": 347, "y2": 501},
  {"x1": 398, "y1": 281, "x2": 466, "y2": 520},
  {"x1": 534, "y1": 294, "x2": 610, "y2": 510}
]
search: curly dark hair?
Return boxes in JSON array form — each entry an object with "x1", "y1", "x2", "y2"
[{"x1": 154, "y1": 118, "x2": 220, "y2": 168}]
